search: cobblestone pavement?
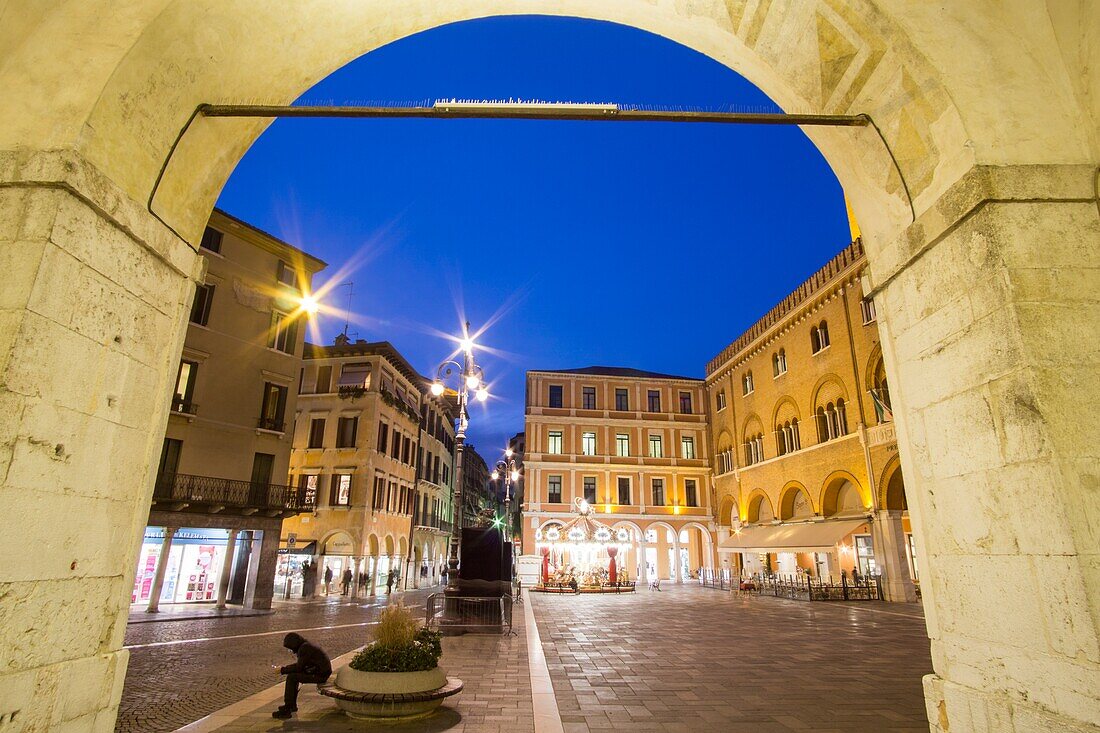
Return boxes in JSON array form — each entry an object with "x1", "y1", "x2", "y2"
[
  {"x1": 117, "y1": 588, "x2": 438, "y2": 733},
  {"x1": 181, "y1": 597, "x2": 534, "y2": 733},
  {"x1": 531, "y1": 585, "x2": 932, "y2": 733}
]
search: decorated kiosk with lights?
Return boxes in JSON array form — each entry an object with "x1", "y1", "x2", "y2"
[{"x1": 533, "y1": 499, "x2": 636, "y2": 593}]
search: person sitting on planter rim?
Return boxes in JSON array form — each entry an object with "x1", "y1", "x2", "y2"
[{"x1": 273, "y1": 632, "x2": 332, "y2": 718}]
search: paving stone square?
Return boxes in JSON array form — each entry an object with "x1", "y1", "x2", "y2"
[
  {"x1": 121, "y1": 585, "x2": 932, "y2": 732},
  {"x1": 530, "y1": 585, "x2": 932, "y2": 733}
]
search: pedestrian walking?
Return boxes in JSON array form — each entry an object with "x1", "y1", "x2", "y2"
[
  {"x1": 341, "y1": 567, "x2": 352, "y2": 596},
  {"x1": 324, "y1": 565, "x2": 333, "y2": 595},
  {"x1": 301, "y1": 561, "x2": 314, "y2": 598},
  {"x1": 271, "y1": 632, "x2": 331, "y2": 719},
  {"x1": 386, "y1": 570, "x2": 394, "y2": 594},
  {"x1": 358, "y1": 571, "x2": 369, "y2": 596}
]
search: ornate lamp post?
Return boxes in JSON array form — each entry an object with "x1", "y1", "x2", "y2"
[
  {"x1": 491, "y1": 450, "x2": 520, "y2": 544},
  {"x1": 431, "y1": 323, "x2": 488, "y2": 595}
]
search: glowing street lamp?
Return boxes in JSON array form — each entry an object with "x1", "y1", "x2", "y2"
[
  {"x1": 494, "y1": 450, "x2": 521, "y2": 544},
  {"x1": 433, "y1": 322, "x2": 488, "y2": 595},
  {"x1": 298, "y1": 293, "x2": 321, "y2": 315}
]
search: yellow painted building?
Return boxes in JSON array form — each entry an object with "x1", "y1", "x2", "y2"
[
  {"x1": 279, "y1": 337, "x2": 426, "y2": 597},
  {"x1": 522, "y1": 367, "x2": 715, "y2": 584},
  {"x1": 137, "y1": 209, "x2": 325, "y2": 611},
  {"x1": 705, "y1": 238, "x2": 917, "y2": 601}
]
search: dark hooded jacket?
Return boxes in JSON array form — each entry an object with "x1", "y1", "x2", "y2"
[{"x1": 280, "y1": 632, "x2": 332, "y2": 678}]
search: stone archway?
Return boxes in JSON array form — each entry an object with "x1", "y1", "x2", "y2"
[
  {"x1": 820, "y1": 471, "x2": 870, "y2": 517},
  {"x1": 2, "y1": 4, "x2": 1097, "y2": 731},
  {"x1": 778, "y1": 483, "x2": 815, "y2": 521},
  {"x1": 745, "y1": 491, "x2": 775, "y2": 524}
]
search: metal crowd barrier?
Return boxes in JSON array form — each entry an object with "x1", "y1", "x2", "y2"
[{"x1": 424, "y1": 592, "x2": 514, "y2": 634}]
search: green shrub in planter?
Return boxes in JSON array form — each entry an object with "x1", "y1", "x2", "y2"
[{"x1": 350, "y1": 604, "x2": 443, "y2": 673}]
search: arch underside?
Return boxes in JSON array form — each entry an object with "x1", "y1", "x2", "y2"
[{"x1": 0, "y1": 0, "x2": 992, "y2": 252}]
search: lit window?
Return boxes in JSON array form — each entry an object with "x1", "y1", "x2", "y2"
[
  {"x1": 681, "y1": 436, "x2": 695, "y2": 459},
  {"x1": 331, "y1": 474, "x2": 351, "y2": 506},
  {"x1": 172, "y1": 360, "x2": 198, "y2": 414},
  {"x1": 582, "y1": 432, "x2": 596, "y2": 456},
  {"x1": 547, "y1": 431, "x2": 563, "y2": 454},
  {"x1": 583, "y1": 477, "x2": 597, "y2": 504},
  {"x1": 716, "y1": 389, "x2": 726, "y2": 411},
  {"x1": 649, "y1": 434, "x2": 663, "y2": 458},
  {"x1": 742, "y1": 371, "x2": 754, "y2": 395},
  {"x1": 298, "y1": 474, "x2": 318, "y2": 505},
  {"x1": 616, "y1": 433, "x2": 630, "y2": 457}
]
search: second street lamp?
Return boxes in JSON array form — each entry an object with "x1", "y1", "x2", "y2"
[{"x1": 491, "y1": 451, "x2": 520, "y2": 544}]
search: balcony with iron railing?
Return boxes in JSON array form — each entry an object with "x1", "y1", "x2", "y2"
[{"x1": 151, "y1": 472, "x2": 315, "y2": 516}]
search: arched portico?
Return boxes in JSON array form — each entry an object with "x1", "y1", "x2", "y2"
[
  {"x1": 820, "y1": 471, "x2": 870, "y2": 517},
  {"x1": 716, "y1": 496, "x2": 738, "y2": 528},
  {"x1": 778, "y1": 482, "x2": 815, "y2": 521},
  {"x1": 610, "y1": 520, "x2": 645, "y2": 582},
  {"x1": 2, "y1": 4, "x2": 1097, "y2": 730},
  {"x1": 745, "y1": 491, "x2": 774, "y2": 524}
]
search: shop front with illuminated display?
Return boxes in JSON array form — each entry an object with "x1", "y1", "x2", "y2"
[{"x1": 132, "y1": 527, "x2": 240, "y2": 605}]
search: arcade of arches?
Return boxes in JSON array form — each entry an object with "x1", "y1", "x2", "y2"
[{"x1": 0, "y1": 3, "x2": 1097, "y2": 732}]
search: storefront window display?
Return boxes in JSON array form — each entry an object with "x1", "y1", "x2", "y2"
[
  {"x1": 274, "y1": 548, "x2": 314, "y2": 599},
  {"x1": 854, "y1": 534, "x2": 878, "y2": 576},
  {"x1": 131, "y1": 527, "x2": 239, "y2": 605}
]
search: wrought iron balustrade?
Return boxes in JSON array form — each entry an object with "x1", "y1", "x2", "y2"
[{"x1": 152, "y1": 472, "x2": 314, "y2": 513}]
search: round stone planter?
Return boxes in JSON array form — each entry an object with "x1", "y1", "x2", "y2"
[{"x1": 320, "y1": 664, "x2": 463, "y2": 720}]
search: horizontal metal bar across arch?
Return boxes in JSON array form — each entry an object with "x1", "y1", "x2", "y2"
[{"x1": 199, "y1": 104, "x2": 870, "y2": 127}]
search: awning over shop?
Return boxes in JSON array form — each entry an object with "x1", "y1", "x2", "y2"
[
  {"x1": 278, "y1": 541, "x2": 317, "y2": 556},
  {"x1": 719, "y1": 519, "x2": 867, "y2": 554}
]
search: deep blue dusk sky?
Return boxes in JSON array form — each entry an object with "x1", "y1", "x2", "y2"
[{"x1": 217, "y1": 16, "x2": 850, "y2": 455}]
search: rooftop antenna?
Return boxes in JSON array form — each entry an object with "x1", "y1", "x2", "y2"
[{"x1": 339, "y1": 281, "x2": 354, "y2": 337}]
